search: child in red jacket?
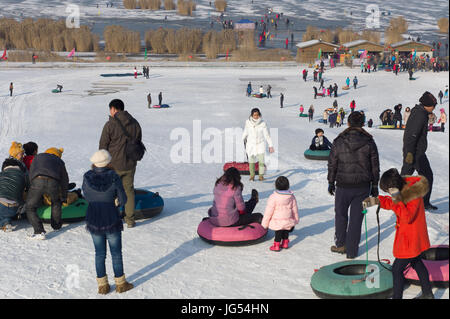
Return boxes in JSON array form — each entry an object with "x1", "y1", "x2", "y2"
[
  {"x1": 363, "y1": 168, "x2": 433, "y2": 299},
  {"x1": 23, "y1": 141, "x2": 38, "y2": 170}
]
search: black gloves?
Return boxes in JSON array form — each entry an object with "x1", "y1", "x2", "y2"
[{"x1": 328, "y1": 183, "x2": 335, "y2": 196}]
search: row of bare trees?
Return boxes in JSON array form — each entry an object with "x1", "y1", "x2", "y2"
[
  {"x1": 0, "y1": 18, "x2": 99, "y2": 52},
  {"x1": 122, "y1": 0, "x2": 196, "y2": 15}
]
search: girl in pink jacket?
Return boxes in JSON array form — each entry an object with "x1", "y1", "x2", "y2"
[{"x1": 262, "y1": 176, "x2": 299, "y2": 251}]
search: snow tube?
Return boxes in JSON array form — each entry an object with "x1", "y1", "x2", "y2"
[
  {"x1": 311, "y1": 260, "x2": 393, "y2": 299},
  {"x1": 100, "y1": 73, "x2": 143, "y2": 77},
  {"x1": 342, "y1": 85, "x2": 350, "y2": 90},
  {"x1": 378, "y1": 125, "x2": 396, "y2": 129},
  {"x1": 37, "y1": 199, "x2": 87, "y2": 223},
  {"x1": 197, "y1": 218, "x2": 267, "y2": 246},
  {"x1": 251, "y1": 93, "x2": 267, "y2": 98},
  {"x1": 223, "y1": 162, "x2": 265, "y2": 175},
  {"x1": 404, "y1": 245, "x2": 449, "y2": 288},
  {"x1": 299, "y1": 113, "x2": 308, "y2": 118},
  {"x1": 385, "y1": 68, "x2": 392, "y2": 72},
  {"x1": 152, "y1": 104, "x2": 170, "y2": 108},
  {"x1": 120, "y1": 189, "x2": 164, "y2": 220},
  {"x1": 304, "y1": 149, "x2": 330, "y2": 161},
  {"x1": 51, "y1": 89, "x2": 61, "y2": 93},
  {"x1": 316, "y1": 93, "x2": 324, "y2": 97},
  {"x1": 409, "y1": 77, "x2": 417, "y2": 81}
]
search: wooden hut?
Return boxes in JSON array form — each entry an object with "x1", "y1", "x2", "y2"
[
  {"x1": 342, "y1": 39, "x2": 384, "y2": 55},
  {"x1": 296, "y1": 39, "x2": 339, "y2": 63},
  {"x1": 389, "y1": 40, "x2": 433, "y2": 56}
]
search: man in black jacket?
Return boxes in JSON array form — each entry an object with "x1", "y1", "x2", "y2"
[
  {"x1": 327, "y1": 111, "x2": 380, "y2": 258},
  {"x1": 99, "y1": 99, "x2": 143, "y2": 228},
  {"x1": 401, "y1": 91, "x2": 437, "y2": 210},
  {"x1": 26, "y1": 148, "x2": 69, "y2": 238}
]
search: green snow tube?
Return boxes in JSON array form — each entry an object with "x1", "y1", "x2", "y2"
[
  {"x1": 304, "y1": 149, "x2": 330, "y2": 161},
  {"x1": 37, "y1": 198, "x2": 88, "y2": 223},
  {"x1": 311, "y1": 260, "x2": 393, "y2": 299},
  {"x1": 51, "y1": 89, "x2": 61, "y2": 93},
  {"x1": 299, "y1": 113, "x2": 308, "y2": 118}
]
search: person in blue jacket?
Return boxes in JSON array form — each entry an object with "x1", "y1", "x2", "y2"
[
  {"x1": 82, "y1": 149, "x2": 134, "y2": 295},
  {"x1": 353, "y1": 76, "x2": 358, "y2": 89},
  {"x1": 309, "y1": 128, "x2": 332, "y2": 151},
  {"x1": 345, "y1": 77, "x2": 350, "y2": 87},
  {"x1": 247, "y1": 82, "x2": 252, "y2": 96}
]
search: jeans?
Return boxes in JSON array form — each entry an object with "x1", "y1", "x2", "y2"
[
  {"x1": 91, "y1": 231, "x2": 124, "y2": 278},
  {"x1": 0, "y1": 204, "x2": 18, "y2": 227},
  {"x1": 26, "y1": 177, "x2": 62, "y2": 234},
  {"x1": 115, "y1": 167, "x2": 136, "y2": 226}
]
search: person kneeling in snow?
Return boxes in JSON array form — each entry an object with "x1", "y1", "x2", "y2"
[
  {"x1": 25, "y1": 147, "x2": 69, "y2": 240},
  {"x1": 309, "y1": 128, "x2": 332, "y2": 151},
  {"x1": 362, "y1": 168, "x2": 433, "y2": 299}
]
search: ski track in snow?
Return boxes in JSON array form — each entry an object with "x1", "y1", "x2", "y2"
[{"x1": 0, "y1": 63, "x2": 448, "y2": 299}]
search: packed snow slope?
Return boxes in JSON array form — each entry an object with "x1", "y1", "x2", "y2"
[{"x1": 0, "y1": 63, "x2": 448, "y2": 299}]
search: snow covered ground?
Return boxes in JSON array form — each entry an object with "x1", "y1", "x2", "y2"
[{"x1": 0, "y1": 62, "x2": 448, "y2": 299}]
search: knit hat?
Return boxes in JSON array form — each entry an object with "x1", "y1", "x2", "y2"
[
  {"x1": 419, "y1": 91, "x2": 437, "y2": 107},
  {"x1": 9, "y1": 142, "x2": 24, "y2": 159},
  {"x1": 90, "y1": 149, "x2": 112, "y2": 168},
  {"x1": 45, "y1": 147, "x2": 64, "y2": 158},
  {"x1": 440, "y1": 108, "x2": 445, "y2": 113}
]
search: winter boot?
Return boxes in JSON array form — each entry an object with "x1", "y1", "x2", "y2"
[
  {"x1": 96, "y1": 276, "x2": 110, "y2": 295},
  {"x1": 249, "y1": 175, "x2": 255, "y2": 181},
  {"x1": 414, "y1": 292, "x2": 435, "y2": 299},
  {"x1": 330, "y1": 245, "x2": 346, "y2": 254},
  {"x1": 114, "y1": 275, "x2": 134, "y2": 293},
  {"x1": 281, "y1": 239, "x2": 290, "y2": 249},
  {"x1": 259, "y1": 175, "x2": 264, "y2": 181},
  {"x1": 251, "y1": 189, "x2": 259, "y2": 203},
  {"x1": 270, "y1": 241, "x2": 281, "y2": 252}
]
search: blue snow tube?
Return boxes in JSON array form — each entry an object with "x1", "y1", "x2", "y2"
[{"x1": 120, "y1": 188, "x2": 164, "y2": 220}]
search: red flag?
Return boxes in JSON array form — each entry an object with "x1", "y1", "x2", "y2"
[{"x1": 0, "y1": 49, "x2": 6, "y2": 60}]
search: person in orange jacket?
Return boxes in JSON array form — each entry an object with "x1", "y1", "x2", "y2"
[{"x1": 363, "y1": 168, "x2": 434, "y2": 299}]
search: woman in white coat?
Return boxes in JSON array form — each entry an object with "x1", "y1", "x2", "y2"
[{"x1": 242, "y1": 108, "x2": 274, "y2": 181}]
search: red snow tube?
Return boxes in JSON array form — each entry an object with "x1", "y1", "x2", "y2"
[
  {"x1": 223, "y1": 162, "x2": 265, "y2": 175},
  {"x1": 197, "y1": 218, "x2": 267, "y2": 246},
  {"x1": 404, "y1": 245, "x2": 449, "y2": 288}
]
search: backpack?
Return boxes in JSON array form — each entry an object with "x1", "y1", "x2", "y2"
[{"x1": 114, "y1": 117, "x2": 146, "y2": 161}]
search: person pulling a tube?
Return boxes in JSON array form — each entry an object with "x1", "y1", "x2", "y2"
[{"x1": 362, "y1": 168, "x2": 434, "y2": 299}]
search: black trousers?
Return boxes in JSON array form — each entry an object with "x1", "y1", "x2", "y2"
[
  {"x1": 392, "y1": 255, "x2": 432, "y2": 299},
  {"x1": 401, "y1": 153, "x2": 433, "y2": 206},
  {"x1": 230, "y1": 198, "x2": 262, "y2": 227},
  {"x1": 26, "y1": 177, "x2": 63, "y2": 234},
  {"x1": 274, "y1": 227, "x2": 294, "y2": 242},
  {"x1": 334, "y1": 186, "x2": 371, "y2": 258}
]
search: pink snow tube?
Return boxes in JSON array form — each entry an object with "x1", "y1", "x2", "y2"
[
  {"x1": 197, "y1": 218, "x2": 267, "y2": 246},
  {"x1": 404, "y1": 245, "x2": 449, "y2": 288}
]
